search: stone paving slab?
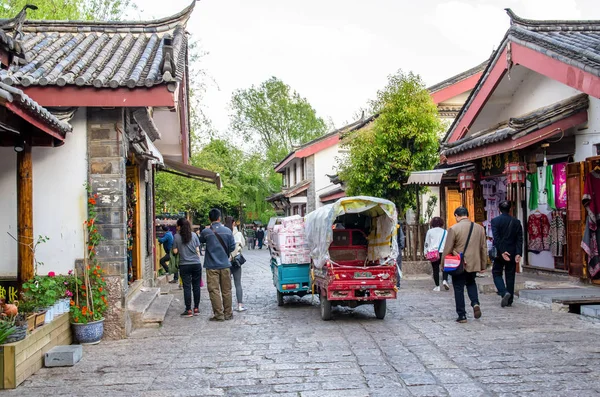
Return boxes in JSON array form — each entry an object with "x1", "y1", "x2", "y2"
[{"x1": 7, "y1": 249, "x2": 600, "y2": 396}]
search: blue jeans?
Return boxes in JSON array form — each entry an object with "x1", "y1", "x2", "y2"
[
  {"x1": 452, "y1": 271, "x2": 480, "y2": 318},
  {"x1": 180, "y1": 263, "x2": 202, "y2": 311},
  {"x1": 493, "y1": 257, "x2": 516, "y2": 305}
]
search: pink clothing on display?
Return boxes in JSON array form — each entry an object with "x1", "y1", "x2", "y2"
[
  {"x1": 528, "y1": 212, "x2": 550, "y2": 252},
  {"x1": 553, "y1": 163, "x2": 567, "y2": 209}
]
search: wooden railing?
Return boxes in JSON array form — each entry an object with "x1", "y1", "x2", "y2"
[{"x1": 401, "y1": 224, "x2": 429, "y2": 261}]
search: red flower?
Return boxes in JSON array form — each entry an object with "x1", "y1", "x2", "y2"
[{"x1": 48, "y1": 271, "x2": 56, "y2": 277}]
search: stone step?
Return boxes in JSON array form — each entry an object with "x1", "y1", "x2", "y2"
[
  {"x1": 142, "y1": 294, "x2": 174, "y2": 327},
  {"x1": 127, "y1": 287, "x2": 160, "y2": 330},
  {"x1": 581, "y1": 304, "x2": 600, "y2": 319}
]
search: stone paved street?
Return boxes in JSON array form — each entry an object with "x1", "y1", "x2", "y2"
[{"x1": 9, "y1": 249, "x2": 600, "y2": 396}]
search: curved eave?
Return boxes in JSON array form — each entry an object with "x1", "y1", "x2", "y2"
[{"x1": 14, "y1": 0, "x2": 196, "y2": 34}]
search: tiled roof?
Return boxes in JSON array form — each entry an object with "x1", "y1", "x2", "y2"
[
  {"x1": 441, "y1": 93, "x2": 588, "y2": 156},
  {"x1": 506, "y1": 9, "x2": 600, "y2": 78},
  {"x1": 0, "y1": 81, "x2": 72, "y2": 136},
  {"x1": 443, "y1": 10, "x2": 600, "y2": 144},
  {"x1": 0, "y1": 1, "x2": 194, "y2": 89},
  {"x1": 428, "y1": 60, "x2": 489, "y2": 93}
]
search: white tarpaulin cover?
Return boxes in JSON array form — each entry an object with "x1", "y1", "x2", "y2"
[{"x1": 304, "y1": 196, "x2": 398, "y2": 269}]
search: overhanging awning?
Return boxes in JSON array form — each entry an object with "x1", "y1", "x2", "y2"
[
  {"x1": 406, "y1": 165, "x2": 471, "y2": 186},
  {"x1": 160, "y1": 158, "x2": 222, "y2": 189}
]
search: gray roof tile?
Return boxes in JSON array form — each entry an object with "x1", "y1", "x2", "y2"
[{"x1": 0, "y1": 1, "x2": 194, "y2": 89}]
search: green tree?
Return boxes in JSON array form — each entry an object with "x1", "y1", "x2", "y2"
[
  {"x1": 0, "y1": 0, "x2": 134, "y2": 20},
  {"x1": 339, "y1": 70, "x2": 443, "y2": 214},
  {"x1": 230, "y1": 77, "x2": 328, "y2": 164}
]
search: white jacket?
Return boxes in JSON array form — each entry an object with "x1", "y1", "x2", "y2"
[
  {"x1": 424, "y1": 227, "x2": 447, "y2": 254},
  {"x1": 231, "y1": 227, "x2": 246, "y2": 259}
]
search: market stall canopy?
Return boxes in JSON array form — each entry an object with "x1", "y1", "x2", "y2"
[
  {"x1": 160, "y1": 158, "x2": 222, "y2": 189},
  {"x1": 406, "y1": 165, "x2": 471, "y2": 186}
]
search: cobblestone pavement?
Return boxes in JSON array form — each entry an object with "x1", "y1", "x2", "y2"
[{"x1": 10, "y1": 249, "x2": 600, "y2": 396}]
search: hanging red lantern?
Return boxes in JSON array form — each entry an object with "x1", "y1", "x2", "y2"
[
  {"x1": 457, "y1": 172, "x2": 475, "y2": 190},
  {"x1": 504, "y1": 162, "x2": 526, "y2": 184}
]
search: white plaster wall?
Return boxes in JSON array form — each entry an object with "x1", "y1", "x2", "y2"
[
  {"x1": 470, "y1": 70, "x2": 581, "y2": 134},
  {"x1": 33, "y1": 108, "x2": 87, "y2": 276},
  {"x1": 440, "y1": 91, "x2": 471, "y2": 106},
  {"x1": 314, "y1": 143, "x2": 342, "y2": 208},
  {"x1": 0, "y1": 148, "x2": 17, "y2": 277},
  {"x1": 420, "y1": 187, "x2": 441, "y2": 223},
  {"x1": 574, "y1": 96, "x2": 600, "y2": 162}
]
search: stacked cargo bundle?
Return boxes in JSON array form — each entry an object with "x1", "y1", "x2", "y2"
[{"x1": 270, "y1": 215, "x2": 311, "y2": 264}]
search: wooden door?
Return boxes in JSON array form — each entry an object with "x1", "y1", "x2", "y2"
[
  {"x1": 445, "y1": 188, "x2": 462, "y2": 228},
  {"x1": 566, "y1": 162, "x2": 585, "y2": 278}
]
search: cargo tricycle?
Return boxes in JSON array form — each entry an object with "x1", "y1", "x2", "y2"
[
  {"x1": 268, "y1": 216, "x2": 312, "y2": 306},
  {"x1": 304, "y1": 196, "x2": 399, "y2": 320}
]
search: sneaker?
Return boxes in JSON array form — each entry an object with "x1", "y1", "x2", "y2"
[
  {"x1": 443, "y1": 280, "x2": 450, "y2": 290},
  {"x1": 193, "y1": 308, "x2": 199, "y2": 316},
  {"x1": 180, "y1": 310, "x2": 192, "y2": 318},
  {"x1": 501, "y1": 292, "x2": 511, "y2": 307},
  {"x1": 473, "y1": 304, "x2": 482, "y2": 319},
  {"x1": 433, "y1": 286, "x2": 440, "y2": 292},
  {"x1": 209, "y1": 316, "x2": 224, "y2": 322},
  {"x1": 456, "y1": 316, "x2": 467, "y2": 323},
  {"x1": 238, "y1": 306, "x2": 247, "y2": 312}
]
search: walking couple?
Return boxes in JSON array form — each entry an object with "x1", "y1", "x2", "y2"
[
  {"x1": 170, "y1": 209, "x2": 247, "y2": 320},
  {"x1": 434, "y1": 202, "x2": 522, "y2": 323}
]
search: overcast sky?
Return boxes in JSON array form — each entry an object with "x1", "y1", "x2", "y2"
[{"x1": 135, "y1": 0, "x2": 600, "y2": 134}]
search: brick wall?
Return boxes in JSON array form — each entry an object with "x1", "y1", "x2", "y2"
[
  {"x1": 87, "y1": 108, "x2": 128, "y2": 340},
  {"x1": 306, "y1": 155, "x2": 316, "y2": 213}
]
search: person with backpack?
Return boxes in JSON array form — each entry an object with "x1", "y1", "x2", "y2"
[
  {"x1": 199, "y1": 208, "x2": 236, "y2": 322},
  {"x1": 442, "y1": 207, "x2": 487, "y2": 323},
  {"x1": 424, "y1": 217, "x2": 449, "y2": 291}
]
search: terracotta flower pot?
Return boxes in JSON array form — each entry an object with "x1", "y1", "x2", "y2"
[
  {"x1": 34, "y1": 311, "x2": 46, "y2": 328},
  {"x1": 26, "y1": 314, "x2": 36, "y2": 333},
  {"x1": 71, "y1": 318, "x2": 104, "y2": 345}
]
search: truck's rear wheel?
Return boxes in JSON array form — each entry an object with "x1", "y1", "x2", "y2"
[
  {"x1": 320, "y1": 294, "x2": 332, "y2": 321},
  {"x1": 277, "y1": 290, "x2": 284, "y2": 306},
  {"x1": 374, "y1": 300, "x2": 386, "y2": 320}
]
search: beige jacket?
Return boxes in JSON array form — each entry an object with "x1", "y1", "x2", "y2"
[{"x1": 442, "y1": 219, "x2": 487, "y2": 273}]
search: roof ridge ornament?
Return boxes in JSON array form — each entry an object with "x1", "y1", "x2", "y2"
[{"x1": 0, "y1": 4, "x2": 38, "y2": 38}]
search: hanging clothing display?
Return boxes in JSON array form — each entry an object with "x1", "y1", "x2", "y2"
[
  {"x1": 548, "y1": 212, "x2": 566, "y2": 257},
  {"x1": 582, "y1": 170, "x2": 600, "y2": 278},
  {"x1": 496, "y1": 177, "x2": 507, "y2": 201},
  {"x1": 528, "y1": 212, "x2": 550, "y2": 253},
  {"x1": 553, "y1": 163, "x2": 567, "y2": 209},
  {"x1": 537, "y1": 167, "x2": 547, "y2": 205},
  {"x1": 481, "y1": 180, "x2": 496, "y2": 199},
  {"x1": 545, "y1": 165, "x2": 555, "y2": 210},
  {"x1": 526, "y1": 172, "x2": 539, "y2": 210}
]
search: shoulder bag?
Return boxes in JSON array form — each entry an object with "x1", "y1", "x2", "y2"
[
  {"x1": 211, "y1": 227, "x2": 246, "y2": 267},
  {"x1": 444, "y1": 223, "x2": 474, "y2": 275},
  {"x1": 425, "y1": 230, "x2": 446, "y2": 262}
]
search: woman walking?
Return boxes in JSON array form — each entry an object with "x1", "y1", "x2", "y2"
[
  {"x1": 172, "y1": 218, "x2": 202, "y2": 317},
  {"x1": 231, "y1": 226, "x2": 247, "y2": 311},
  {"x1": 424, "y1": 217, "x2": 449, "y2": 291}
]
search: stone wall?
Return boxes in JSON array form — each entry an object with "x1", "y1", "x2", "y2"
[
  {"x1": 305, "y1": 155, "x2": 316, "y2": 213},
  {"x1": 87, "y1": 108, "x2": 128, "y2": 340}
]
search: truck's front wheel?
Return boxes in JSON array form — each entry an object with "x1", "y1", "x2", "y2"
[
  {"x1": 374, "y1": 300, "x2": 386, "y2": 320},
  {"x1": 320, "y1": 294, "x2": 332, "y2": 321}
]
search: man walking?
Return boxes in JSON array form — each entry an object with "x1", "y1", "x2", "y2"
[
  {"x1": 257, "y1": 226, "x2": 265, "y2": 249},
  {"x1": 199, "y1": 208, "x2": 236, "y2": 321},
  {"x1": 158, "y1": 225, "x2": 174, "y2": 280},
  {"x1": 442, "y1": 207, "x2": 487, "y2": 323},
  {"x1": 246, "y1": 227, "x2": 255, "y2": 250},
  {"x1": 491, "y1": 200, "x2": 523, "y2": 307}
]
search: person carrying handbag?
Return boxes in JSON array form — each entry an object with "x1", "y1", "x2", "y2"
[
  {"x1": 442, "y1": 207, "x2": 488, "y2": 323},
  {"x1": 231, "y1": 226, "x2": 247, "y2": 312},
  {"x1": 199, "y1": 209, "x2": 237, "y2": 322},
  {"x1": 424, "y1": 217, "x2": 449, "y2": 291}
]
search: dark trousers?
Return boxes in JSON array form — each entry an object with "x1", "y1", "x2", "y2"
[
  {"x1": 452, "y1": 271, "x2": 480, "y2": 318},
  {"x1": 493, "y1": 257, "x2": 516, "y2": 305},
  {"x1": 247, "y1": 237, "x2": 255, "y2": 249},
  {"x1": 396, "y1": 254, "x2": 402, "y2": 288},
  {"x1": 160, "y1": 251, "x2": 170, "y2": 273},
  {"x1": 180, "y1": 263, "x2": 202, "y2": 311},
  {"x1": 258, "y1": 238, "x2": 264, "y2": 249},
  {"x1": 431, "y1": 259, "x2": 449, "y2": 286}
]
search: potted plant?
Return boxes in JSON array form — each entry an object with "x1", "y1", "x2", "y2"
[
  {"x1": 22, "y1": 274, "x2": 59, "y2": 325},
  {"x1": 70, "y1": 186, "x2": 107, "y2": 344}
]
